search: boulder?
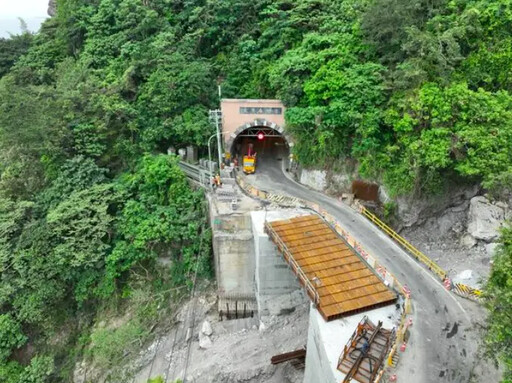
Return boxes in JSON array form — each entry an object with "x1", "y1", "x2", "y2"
[
  {"x1": 396, "y1": 184, "x2": 479, "y2": 228},
  {"x1": 437, "y1": 211, "x2": 465, "y2": 237},
  {"x1": 201, "y1": 320, "x2": 213, "y2": 336},
  {"x1": 198, "y1": 332, "x2": 212, "y2": 349},
  {"x1": 452, "y1": 269, "x2": 482, "y2": 289},
  {"x1": 467, "y1": 196, "x2": 506, "y2": 242},
  {"x1": 327, "y1": 173, "x2": 352, "y2": 195},
  {"x1": 460, "y1": 234, "x2": 477, "y2": 249},
  {"x1": 73, "y1": 361, "x2": 87, "y2": 383}
]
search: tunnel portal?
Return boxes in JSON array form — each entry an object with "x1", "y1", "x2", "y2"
[{"x1": 230, "y1": 125, "x2": 288, "y2": 164}]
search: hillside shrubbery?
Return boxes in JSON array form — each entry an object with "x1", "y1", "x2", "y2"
[{"x1": 1, "y1": 0, "x2": 512, "y2": 380}]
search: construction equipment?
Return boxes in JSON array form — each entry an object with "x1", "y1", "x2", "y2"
[
  {"x1": 337, "y1": 316, "x2": 394, "y2": 383},
  {"x1": 243, "y1": 143, "x2": 257, "y2": 174}
]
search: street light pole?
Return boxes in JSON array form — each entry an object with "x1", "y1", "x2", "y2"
[
  {"x1": 214, "y1": 110, "x2": 222, "y2": 166},
  {"x1": 207, "y1": 133, "x2": 217, "y2": 176},
  {"x1": 209, "y1": 109, "x2": 223, "y2": 170}
]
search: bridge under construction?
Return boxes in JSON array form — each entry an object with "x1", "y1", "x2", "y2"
[{"x1": 264, "y1": 214, "x2": 397, "y2": 321}]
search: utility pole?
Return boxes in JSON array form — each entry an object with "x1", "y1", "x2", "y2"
[
  {"x1": 207, "y1": 133, "x2": 216, "y2": 176},
  {"x1": 209, "y1": 109, "x2": 223, "y2": 168}
]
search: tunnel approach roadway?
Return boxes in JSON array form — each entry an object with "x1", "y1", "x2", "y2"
[{"x1": 243, "y1": 151, "x2": 489, "y2": 383}]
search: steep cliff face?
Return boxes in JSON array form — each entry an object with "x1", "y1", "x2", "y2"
[{"x1": 48, "y1": 0, "x2": 57, "y2": 16}]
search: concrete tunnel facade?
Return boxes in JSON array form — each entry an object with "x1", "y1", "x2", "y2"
[{"x1": 220, "y1": 99, "x2": 293, "y2": 155}]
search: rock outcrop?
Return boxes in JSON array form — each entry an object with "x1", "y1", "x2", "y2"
[
  {"x1": 467, "y1": 196, "x2": 506, "y2": 242},
  {"x1": 396, "y1": 184, "x2": 479, "y2": 228},
  {"x1": 48, "y1": 0, "x2": 57, "y2": 17},
  {"x1": 485, "y1": 242, "x2": 499, "y2": 256},
  {"x1": 299, "y1": 169, "x2": 327, "y2": 191}
]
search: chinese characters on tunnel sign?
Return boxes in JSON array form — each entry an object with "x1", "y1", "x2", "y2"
[{"x1": 239, "y1": 107, "x2": 282, "y2": 115}]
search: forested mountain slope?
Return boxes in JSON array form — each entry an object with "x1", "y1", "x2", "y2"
[{"x1": 0, "y1": 0, "x2": 511, "y2": 381}]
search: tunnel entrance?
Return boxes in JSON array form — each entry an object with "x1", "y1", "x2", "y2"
[{"x1": 230, "y1": 126, "x2": 289, "y2": 172}]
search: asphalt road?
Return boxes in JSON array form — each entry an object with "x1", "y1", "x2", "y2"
[{"x1": 247, "y1": 150, "x2": 485, "y2": 383}]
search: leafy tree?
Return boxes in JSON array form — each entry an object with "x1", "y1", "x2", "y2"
[
  {"x1": 39, "y1": 156, "x2": 108, "y2": 209},
  {"x1": 0, "y1": 314, "x2": 27, "y2": 362},
  {"x1": 0, "y1": 75, "x2": 69, "y2": 200},
  {"x1": 103, "y1": 155, "x2": 210, "y2": 295},
  {"x1": 2, "y1": 0, "x2": 512, "y2": 379},
  {"x1": 372, "y1": 83, "x2": 512, "y2": 195},
  {"x1": 361, "y1": 0, "x2": 446, "y2": 66},
  {"x1": 0, "y1": 32, "x2": 33, "y2": 78},
  {"x1": 19, "y1": 355, "x2": 55, "y2": 383}
]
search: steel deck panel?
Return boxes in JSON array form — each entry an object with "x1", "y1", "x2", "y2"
[{"x1": 265, "y1": 214, "x2": 397, "y2": 321}]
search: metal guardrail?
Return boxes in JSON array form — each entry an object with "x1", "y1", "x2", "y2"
[
  {"x1": 178, "y1": 161, "x2": 211, "y2": 187},
  {"x1": 358, "y1": 206, "x2": 447, "y2": 281}
]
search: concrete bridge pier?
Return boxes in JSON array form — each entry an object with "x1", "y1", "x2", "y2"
[{"x1": 208, "y1": 188, "x2": 307, "y2": 319}]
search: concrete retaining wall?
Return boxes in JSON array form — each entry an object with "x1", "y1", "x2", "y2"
[
  {"x1": 251, "y1": 210, "x2": 306, "y2": 316},
  {"x1": 303, "y1": 307, "x2": 338, "y2": 383},
  {"x1": 213, "y1": 231, "x2": 255, "y2": 295}
]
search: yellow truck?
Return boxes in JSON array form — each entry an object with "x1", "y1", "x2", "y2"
[
  {"x1": 243, "y1": 154, "x2": 256, "y2": 174},
  {"x1": 242, "y1": 143, "x2": 257, "y2": 174}
]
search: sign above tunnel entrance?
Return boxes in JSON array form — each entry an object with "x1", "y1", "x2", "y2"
[{"x1": 240, "y1": 107, "x2": 282, "y2": 115}]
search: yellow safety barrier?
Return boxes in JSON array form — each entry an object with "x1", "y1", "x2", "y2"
[
  {"x1": 452, "y1": 282, "x2": 482, "y2": 301},
  {"x1": 404, "y1": 295, "x2": 412, "y2": 315},
  {"x1": 359, "y1": 206, "x2": 447, "y2": 281},
  {"x1": 387, "y1": 344, "x2": 397, "y2": 366}
]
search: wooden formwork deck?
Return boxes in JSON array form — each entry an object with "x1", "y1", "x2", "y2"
[{"x1": 265, "y1": 214, "x2": 397, "y2": 321}]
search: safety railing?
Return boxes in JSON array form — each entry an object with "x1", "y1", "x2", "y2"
[
  {"x1": 358, "y1": 205, "x2": 447, "y2": 281},
  {"x1": 179, "y1": 161, "x2": 211, "y2": 188}
]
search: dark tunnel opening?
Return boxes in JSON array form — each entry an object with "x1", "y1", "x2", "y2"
[{"x1": 230, "y1": 126, "x2": 289, "y2": 173}]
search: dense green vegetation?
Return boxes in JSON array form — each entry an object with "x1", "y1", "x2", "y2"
[
  {"x1": 0, "y1": 31, "x2": 33, "y2": 78},
  {"x1": 485, "y1": 224, "x2": 512, "y2": 381},
  {"x1": 1, "y1": 0, "x2": 512, "y2": 380}
]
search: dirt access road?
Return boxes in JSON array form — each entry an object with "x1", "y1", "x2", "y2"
[{"x1": 244, "y1": 151, "x2": 495, "y2": 383}]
